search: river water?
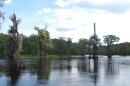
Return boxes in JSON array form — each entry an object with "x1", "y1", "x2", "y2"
[{"x1": 0, "y1": 56, "x2": 130, "y2": 86}]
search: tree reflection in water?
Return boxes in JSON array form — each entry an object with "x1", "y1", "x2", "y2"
[
  {"x1": 106, "y1": 57, "x2": 118, "y2": 76},
  {"x1": 6, "y1": 58, "x2": 21, "y2": 86},
  {"x1": 77, "y1": 56, "x2": 99, "y2": 86},
  {"x1": 88, "y1": 58, "x2": 99, "y2": 86},
  {"x1": 51, "y1": 58, "x2": 72, "y2": 73},
  {"x1": 93, "y1": 59, "x2": 98, "y2": 86},
  {"x1": 9, "y1": 68, "x2": 20, "y2": 86},
  {"x1": 77, "y1": 57, "x2": 87, "y2": 73},
  {"x1": 107, "y1": 58, "x2": 114, "y2": 74},
  {"x1": 37, "y1": 57, "x2": 51, "y2": 81},
  {"x1": 66, "y1": 59, "x2": 72, "y2": 72}
]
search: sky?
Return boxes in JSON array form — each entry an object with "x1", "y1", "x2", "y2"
[{"x1": 1, "y1": 0, "x2": 130, "y2": 43}]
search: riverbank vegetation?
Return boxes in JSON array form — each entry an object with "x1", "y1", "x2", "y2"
[{"x1": 0, "y1": 32, "x2": 130, "y2": 59}]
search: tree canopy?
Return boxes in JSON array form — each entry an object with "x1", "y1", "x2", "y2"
[
  {"x1": 34, "y1": 26, "x2": 52, "y2": 56},
  {"x1": 103, "y1": 35, "x2": 120, "y2": 46},
  {"x1": 103, "y1": 35, "x2": 120, "y2": 57}
]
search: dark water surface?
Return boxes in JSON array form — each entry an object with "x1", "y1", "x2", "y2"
[{"x1": 0, "y1": 56, "x2": 130, "y2": 86}]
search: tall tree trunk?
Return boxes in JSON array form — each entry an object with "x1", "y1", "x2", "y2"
[
  {"x1": 7, "y1": 14, "x2": 22, "y2": 71},
  {"x1": 107, "y1": 45, "x2": 112, "y2": 58}
]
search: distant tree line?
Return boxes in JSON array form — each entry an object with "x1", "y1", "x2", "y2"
[{"x1": 0, "y1": 33, "x2": 129, "y2": 58}]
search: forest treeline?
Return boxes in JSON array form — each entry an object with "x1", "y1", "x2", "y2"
[{"x1": 0, "y1": 33, "x2": 130, "y2": 58}]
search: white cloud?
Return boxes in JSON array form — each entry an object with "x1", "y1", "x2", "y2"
[
  {"x1": 46, "y1": 0, "x2": 130, "y2": 43},
  {"x1": 42, "y1": 8, "x2": 51, "y2": 13},
  {"x1": 54, "y1": 0, "x2": 86, "y2": 7},
  {"x1": 54, "y1": 0, "x2": 69, "y2": 7},
  {"x1": 44, "y1": 8, "x2": 95, "y2": 41},
  {"x1": 12, "y1": 0, "x2": 130, "y2": 43},
  {"x1": 4, "y1": 0, "x2": 12, "y2": 4},
  {"x1": 22, "y1": 18, "x2": 30, "y2": 23},
  {"x1": 89, "y1": 0, "x2": 112, "y2": 4},
  {"x1": 50, "y1": 0, "x2": 130, "y2": 42},
  {"x1": 36, "y1": 8, "x2": 52, "y2": 16}
]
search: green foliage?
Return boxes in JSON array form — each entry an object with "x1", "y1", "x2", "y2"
[
  {"x1": 78, "y1": 38, "x2": 89, "y2": 55},
  {"x1": 71, "y1": 43, "x2": 80, "y2": 55},
  {"x1": 7, "y1": 14, "x2": 22, "y2": 61},
  {"x1": 21, "y1": 34, "x2": 38, "y2": 55},
  {"x1": 16, "y1": 35, "x2": 23, "y2": 52},
  {"x1": 48, "y1": 38, "x2": 80, "y2": 55},
  {"x1": 67, "y1": 38, "x2": 72, "y2": 55},
  {"x1": 0, "y1": 33, "x2": 9, "y2": 57},
  {"x1": 34, "y1": 26, "x2": 52, "y2": 56},
  {"x1": 103, "y1": 35, "x2": 120, "y2": 57},
  {"x1": 0, "y1": 33, "x2": 10, "y2": 41},
  {"x1": 103, "y1": 35, "x2": 119, "y2": 46},
  {"x1": 50, "y1": 38, "x2": 68, "y2": 55},
  {"x1": 2, "y1": 31, "x2": 130, "y2": 58},
  {"x1": 118, "y1": 42, "x2": 130, "y2": 55}
]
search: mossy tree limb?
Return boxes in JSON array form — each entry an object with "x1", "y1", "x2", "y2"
[
  {"x1": 7, "y1": 14, "x2": 22, "y2": 70},
  {"x1": 34, "y1": 25, "x2": 52, "y2": 56}
]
